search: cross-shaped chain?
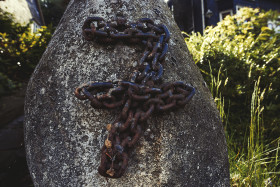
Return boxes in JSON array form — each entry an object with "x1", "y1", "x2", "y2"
[{"x1": 74, "y1": 16, "x2": 195, "y2": 178}]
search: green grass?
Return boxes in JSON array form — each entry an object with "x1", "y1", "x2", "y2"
[{"x1": 209, "y1": 66, "x2": 280, "y2": 186}]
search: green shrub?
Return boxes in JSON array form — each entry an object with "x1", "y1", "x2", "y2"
[
  {"x1": 185, "y1": 7, "x2": 280, "y2": 186},
  {"x1": 185, "y1": 8, "x2": 280, "y2": 141},
  {"x1": 0, "y1": 10, "x2": 52, "y2": 97}
]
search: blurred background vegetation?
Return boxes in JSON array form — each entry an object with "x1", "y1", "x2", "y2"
[
  {"x1": 0, "y1": 1, "x2": 279, "y2": 186},
  {"x1": 0, "y1": 0, "x2": 70, "y2": 97},
  {"x1": 185, "y1": 8, "x2": 280, "y2": 186},
  {"x1": 0, "y1": 10, "x2": 52, "y2": 96},
  {"x1": 0, "y1": 0, "x2": 69, "y2": 97},
  {"x1": 0, "y1": 0, "x2": 69, "y2": 186}
]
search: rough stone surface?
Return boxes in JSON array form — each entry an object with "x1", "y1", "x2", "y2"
[{"x1": 24, "y1": 0, "x2": 230, "y2": 186}]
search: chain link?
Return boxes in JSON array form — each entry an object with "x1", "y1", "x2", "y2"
[{"x1": 75, "y1": 16, "x2": 195, "y2": 178}]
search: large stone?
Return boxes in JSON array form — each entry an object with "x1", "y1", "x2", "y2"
[{"x1": 24, "y1": 0, "x2": 230, "y2": 186}]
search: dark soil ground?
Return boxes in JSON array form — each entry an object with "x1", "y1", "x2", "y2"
[{"x1": 0, "y1": 86, "x2": 33, "y2": 186}]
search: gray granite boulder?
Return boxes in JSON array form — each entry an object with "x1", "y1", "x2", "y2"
[{"x1": 24, "y1": 0, "x2": 230, "y2": 186}]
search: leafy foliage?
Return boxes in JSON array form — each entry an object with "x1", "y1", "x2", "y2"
[
  {"x1": 185, "y1": 8, "x2": 280, "y2": 186},
  {"x1": 0, "y1": 10, "x2": 52, "y2": 96},
  {"x1": 185, "y1": 8, "x2": 280, "y2": 140}
]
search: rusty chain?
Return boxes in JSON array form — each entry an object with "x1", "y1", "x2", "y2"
[{"x1": 74, "y1": 16, "x2": 195, "y2": 178}]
